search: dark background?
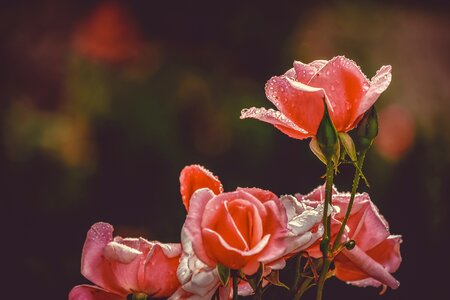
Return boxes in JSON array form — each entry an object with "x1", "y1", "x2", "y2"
[{"x1": 2, "y1": 0, "x2": 449, "y2": 299}]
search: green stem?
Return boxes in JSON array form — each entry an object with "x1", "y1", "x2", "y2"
[
  {"x1": 254, "y1": 280, "x2": 263, "y2": 300},
  {"x1": 315, "y1": 259, "x2": 331, "y2": 300},
  {"x1": 232, "y1": 270, "x2": 239, "y2": 300},
  {"x1": 291, "y1": 253, "x2": 303, "y2": 293},
  {"x1": 294, "y1": 277, "x2": 313, "y2": 300},
  {"x1": 315, "y1": 160, "x2": 335, "y2": 300},
  {"x1": 321, "y1": 161, "x2": 335, "y2": 250},
  {"x1": 332, "y1": 150, "x2": 367, "y2": 252}
]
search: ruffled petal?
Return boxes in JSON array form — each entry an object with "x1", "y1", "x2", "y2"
[{"x1": 180, "y1": 165, "x2": 223, "y2": 211}]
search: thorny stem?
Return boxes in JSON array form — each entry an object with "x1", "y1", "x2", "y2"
[
  {"x1": 316, "y1": 160, "x2": 335, "y2": 300},
  {"x1": 332, "y1": 150, "x2": 367, "y2": 252}
]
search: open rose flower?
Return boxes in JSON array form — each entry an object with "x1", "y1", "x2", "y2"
[
  {"x1": 297, "y1": 186, "x2": 402, "y2": 291},
  {"x1": 69, "y1": 222, "x2": 181, "y2": 300},
  {"x1": 173, "y1": 165, "x2": 288, "y2": 298},
  {"x1": 184, "y1": 187, "x2": 287, "y2": 275},
  {"x1": 241, "y1": 56, "x2": 392, "y2": 139}
]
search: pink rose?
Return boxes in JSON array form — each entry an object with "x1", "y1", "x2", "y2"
[
  {"x1": 69, "y1": 222, "x2": 182, "y2": 299},
  {"x1": 296, "y1": 186, "x2": 402, "y2": 291},
  {"x1": 174, "y1": 165, "x2": 285, "y2": 298},
  {"x1": 180, "y1": 165, "x2": 287, "y2": 276},
  {"x1": 184, "y1": 187, "x2": 287, "y2": 275},
  {"x1": 241, "y1": 56, "x2": 392, "y2": 139}
]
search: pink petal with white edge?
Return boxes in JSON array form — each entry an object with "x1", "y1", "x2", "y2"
[
  {"x1": 340, "y1": 245, "x2": 400, "y2": 289},
  {"x1": 184, "y1": 188, "x2": 217, "y2": 267},
  {"x1": 104, "y1": 241, "x2": 142, "y2": 263},
  {"x1": 240, "y1": 107, "x2": 310, "y2": 139},
  {"x1": 308, "y1": 56, "x2": 370, "y2": 131},
  {"x1": 265, "y1": 75, "x2": 325, "y2": 135},
  {"x1": 69, "y1": 285, "x2": 124, "y2": 300},
  {"x1": 355, "y1": 65, "x2": 392, "y2": 119},
  {"x1": 81, "y1": 222, "x2": 128, "y2": 296}
]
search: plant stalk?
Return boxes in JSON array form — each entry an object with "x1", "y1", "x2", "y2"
[
  {"x1": 315, "y1": 160, "x2": 335, "y2": 300},
  {"x1": 332, "y1": 150, "x2": 367, "y2": 252}
]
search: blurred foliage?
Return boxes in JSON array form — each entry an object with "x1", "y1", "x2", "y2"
[{"x1": 1, "y1": 0, "x2": 449, "y2": 299}]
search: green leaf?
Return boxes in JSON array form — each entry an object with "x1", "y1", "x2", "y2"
[
  {"x1": 338, "y1": 132, "x2": 357, "y2": 162},
  {"x1": 266, "y1": 270, "x2": 289, "y2": 290},
  {"x1": 247, "y1": 263, "x2": 264, "y2": 291},
  {"x1": 217, "y1": 264, "x2": 230, "y2": 286}
]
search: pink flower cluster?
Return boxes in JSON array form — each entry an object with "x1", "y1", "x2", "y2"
[
  {"x1": 70, "y1": 56, "x2": 401, "y2": 299},
  {"x1": 70, "y1": 165, "x2": 401, "y2": 299}
]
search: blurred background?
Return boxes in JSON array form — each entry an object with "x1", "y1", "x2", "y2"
[{"x1": 2, "y1": 0, "x2": 449, "y2": 299}]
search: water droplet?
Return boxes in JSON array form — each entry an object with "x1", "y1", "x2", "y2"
[
  {"x1": 330, "y1": 85, "x2": 335, "y2": 91},
  {"x1": 326, "y1": 70, "x2": 330, "y2": 76},
  {"x1": 345, "y1": 101, "x2": 351, "y2": 111},
  {"x1": 362, "y1": 83, "x2": 369, "y2": 92}
]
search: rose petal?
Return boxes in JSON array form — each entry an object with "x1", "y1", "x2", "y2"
[
  {"x1": 365, "y1": 235, "x2": 402, "y2": 273},
  {"x1": 180, "y1": 165, "x2": 223, "y2": 211},
  {"x1": 69, "y1": 285, "x2": 124, "y2": 300},
  {"x1": 240, "y1": 107, "x2": 310, "y2": 139},
  {"x1": 338, "y1": 245, "x2": 400, "y2": 289},
  {"x1": 184, "y1": 188, "x2": 217, "y2": 267},
  {"x1": 139, "y1": 243, "x2": 182, "y2": 297},
  {"x1": 104, "y1": 241, "x2": 142, "y2": 264},
  {"x1": 81, "y1": 222, "x2": 128, "y2": 296},
  {"x1": 355, "y1": 65, "x2": 392, "y2": 120},
  {"x1": 308, "y1": 56, "x2": 369, "y2": 131},
  {"x1": 265, "y1": 75, "x2": 325, "y2": 135},
  {"x1": 293, "y1": 60, "x2": 327, "y2": 84}
]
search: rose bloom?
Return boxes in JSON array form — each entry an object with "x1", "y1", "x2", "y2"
[
  {"x1": 241, "y1": 56, "x2": 392, "y2": 139},
  {"x1": 174, "y1": 165, "x2": 284, "y2": 300},
  {"x1": 69, "y1": 222, "x2": 181, "y2": 300},
  {"x1": 297, "y1": 186, "x2": 402, "y2": 291},
  {"x1": 180, "y1": 165, "x2": 287, "y2": 275}
]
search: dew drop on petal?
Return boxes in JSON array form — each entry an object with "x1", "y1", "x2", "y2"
[{"x1": 362, "y1": 82, "x2": 369, "y2": 92}]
